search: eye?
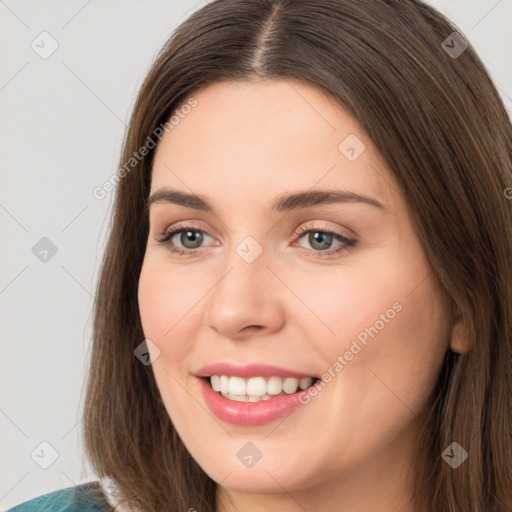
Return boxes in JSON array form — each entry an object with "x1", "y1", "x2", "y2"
[
  {"x1": 293, "y1": 223, "x2": 357, "y2": 256},
  {"x1": 155, "y1": 223, "x2": 215, "y2": 256},
  {"x1": 155, "y1": 222, "x2": 358, "y2": 257}
]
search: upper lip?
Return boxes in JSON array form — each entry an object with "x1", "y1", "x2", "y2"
[{"x1": 195, "y1": 363, "x2": 318, "y2": 379}]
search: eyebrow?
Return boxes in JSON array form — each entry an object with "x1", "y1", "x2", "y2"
[{"x1": 146, "y1": 188, "x2": 386, "y2": 212}]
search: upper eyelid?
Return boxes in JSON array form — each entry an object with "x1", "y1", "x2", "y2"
[
  {"x1": 149, "y1": 202, "x2": 361, "y2": 235},
  {"x1": 157, "y1": 221, "x2": 349, "y2": 236}
]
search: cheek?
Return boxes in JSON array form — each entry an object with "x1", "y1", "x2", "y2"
[
  {"x1": 318, "y1": 243, "x2": 448, "y2": 360},
  {"x1": 137, "y1": 259, "x2": 193, "y2": 368},
  {"x1": 137, "y1": 261, "x2": 196, "y2": 417},
  {"x1": 138, "y1": 264, "x2": 170, "y2": 345},
  {"x1": 372, "y1": 280, "x2": 450, "y2": 397},
  {"x1": 304, "y1": 250, "x2": 449, "y2": 413},
  {"x1": 287, "y1": 265, "x2": 450, "y2": 472},
  {"x1": 328, "y1": 266, "x2": 449, "y2": 419},
  {"x1": 138, "y1": 256, "x2": 200, "y2": 343},
  {"x1": 137, "y1": 255, "x2": 213, "y2": 418}
]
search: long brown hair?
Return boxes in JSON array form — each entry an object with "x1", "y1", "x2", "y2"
[{"x1": 82, "y1": 1, "x2": 512, "y2": 510}]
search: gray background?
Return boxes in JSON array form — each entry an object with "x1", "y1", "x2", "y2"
[{"x1": 1, "y1": 0, "x2": 511, "y2": 509}]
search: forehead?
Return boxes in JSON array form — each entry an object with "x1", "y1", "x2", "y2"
[{"x1": 150, "y1": 79, "x2": 399, "y2": 210}]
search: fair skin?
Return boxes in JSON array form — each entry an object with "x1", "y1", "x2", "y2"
[{"x1": 138, "y1": 79, "x2": 461, "y2": 512}]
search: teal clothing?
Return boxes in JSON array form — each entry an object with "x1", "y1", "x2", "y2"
[{"x1": 7, "y1": 481, "x2": 113, "y2": 511}]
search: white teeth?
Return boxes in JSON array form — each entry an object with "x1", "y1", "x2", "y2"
[
  {"x1": 299, "y1": 377, "x2": 313, "y2": 390},
  {"x1": 266, "y1": 376, "x2": 283, "y2": 395},
  {"x1": 227, "y1": 393, "x2": 248, "y2": 402},
  {"x1": 220, "y1": 375, "x2": 229, "y2": 394},
  {"x1": 208, "y1": 374, "x2": 316, "y2": 401},
  {"x1": 211, "y1": 375, "x2": 221, "y2": 392},
  {"x1": 228, "y1": 376, "x2": 247, "y2": 396},
  {"x1": 282, "y1": 377, "x2": 299, "y2": 394},
  {"x1": 246, "y1": 377, "x2": 267, "y2": 396},
  {"x1": 223, "y1": 393, "x2": 274, "y2": 402}
]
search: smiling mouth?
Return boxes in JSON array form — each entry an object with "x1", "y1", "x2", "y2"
[{"x1": 204, "y1": 374, "x2": 321, "y2": 402}]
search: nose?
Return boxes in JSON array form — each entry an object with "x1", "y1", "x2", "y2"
[{"x1": 204, "y1": 244, "x2": 285, "y2": 340}]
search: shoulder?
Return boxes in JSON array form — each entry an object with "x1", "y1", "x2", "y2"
[{"x1": 7, "y1": 481, "x2": 113, "y2": 511}]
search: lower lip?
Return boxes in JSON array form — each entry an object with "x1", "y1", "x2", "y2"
[{"x1": 197, "y1": 377, "x2": 308, "y2": 426}]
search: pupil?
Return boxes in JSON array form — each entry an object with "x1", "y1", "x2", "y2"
[
  {"x1": 310, "y1": 231, "x2": 332, "y2": 250},
  {"x1": 182, "y1": 230, "x2": 202, "y2": 248}
]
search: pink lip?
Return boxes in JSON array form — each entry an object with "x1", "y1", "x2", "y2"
[
  {"x1": 197, "y1": 376, "x2": 311, "y2": 426},
  {"x1": 195, "y1": 362, "x2": 317, "y2": 379}
]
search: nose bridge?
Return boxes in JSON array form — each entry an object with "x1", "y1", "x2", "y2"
[{"x1": 204, "y1": 234, "x2": 283, "y2": 336}]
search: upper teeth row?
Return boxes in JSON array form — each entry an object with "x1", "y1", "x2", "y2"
[{"x1": 209, "y1": 375, "x2": 314, "y2": 396}]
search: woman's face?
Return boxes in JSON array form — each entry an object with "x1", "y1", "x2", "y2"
[{"x1": 138, "y1": 79, "x2": 452, "y2": 508}]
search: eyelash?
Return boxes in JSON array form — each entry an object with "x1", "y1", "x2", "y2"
[{"x1": 155, "y1": 222, "x2": 358, "y2": 258}]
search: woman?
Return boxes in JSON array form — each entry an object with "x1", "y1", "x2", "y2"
[{"x1": 9, "y1": 0, "x2": 512, "y2": 511}]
